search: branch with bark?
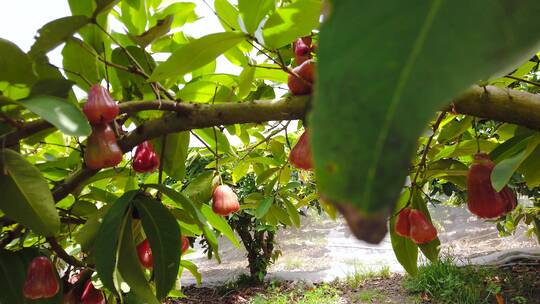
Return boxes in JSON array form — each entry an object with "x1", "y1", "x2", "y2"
[{"x1": 3, "y1": 85, "x2": 538, "y2": 204}]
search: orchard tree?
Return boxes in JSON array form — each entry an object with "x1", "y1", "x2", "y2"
[{"x1": 1, "y1": 0, "x2": 540, "y2": 302}]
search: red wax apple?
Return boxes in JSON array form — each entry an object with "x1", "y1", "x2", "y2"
[
  {"x1": 212, "y1": 185, "x2": 240, "y2": 216},
  {"x1": 22, "y1": 256, "x2": 60, "y2": 299},
  {"x1": 83, "y1": 84, "x2": 119, "y2": 125},
  {"x1": 133, "y1": 141, "x2": 160, "y2": 173},
  {"x1": 289, "y1": 130, "x2": 313, "y2": 170}
]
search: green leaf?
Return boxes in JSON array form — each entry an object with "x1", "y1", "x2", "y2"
[
  {"x1": 389, "y1": 190, "x2": 418, "y2": 275},
  {"x1": 193, "y1": 128, "x2": 233, "y2": 155},
  {"x1": 492, "y1": 135, "x2": 540, "y2": 191},
  {"x1": 133, "y1": 197, "x2": 181, "y2": 299},
  {"x1": 177, "y1": 81, "x2": 239, "y2": 103},
  {"x1": 149, "y1": 32, "x2": 247, "y2": 82},
  {"x1": 283, "y1": 198, "x2": 300, "y2": 228},
  {"x1": 30, "y1": 79, "x2": 75, "y2": 99},
  {"x1": 146, "y1": 184, "x2": 221, "y2": 262},
  {"x1": 490, "y1": 132, "x2": 534, "y2": 163},
  {"x1": 69, "y1": 0, "x2": 95, "y2": 16},
  {"x1": 215, "y1": 0, "x2": 240, "y2": 31},
  {"x1": 183, "y1": 171, "x2": 218, "y2": 204},
  {"x1": 411, "y1": 191, "x2": 440, "y2": 262},
  {"x1": 75, "y1": 205, "x2": 111, "y2": 251},
  {"x1": 153, "y1": 2, "x2": 198, "y2": 29},
  {"x1": 200, "y1": 204, "x2": 241, "y2": 248},
  {"x1": 237, "y1": 66, "x2": 255, "y2": 99},
  {"x1": 262, "y1": 0, "x2": 320, "y2": 49},
  {"x1": 0, "y1": 38, "x2": 36, "y2": 85},
  {"x1": 520, "y1": 145, "x2": 540, "y2": 187},
  {"x1": 111, "y1": 46, "x2": 156, "y2": 98},
  {"x1": 437, "y1": 116, "x2": 473, "y2": 143},
  {"x1": 19, "y1": 96, "x2": 91, "y2": 137},
  {"x1": 311, "y1": 0, "x2": 540, "y2": 243},
  {"x1": 270, "y1": 204, "x2": 292, "y2": 226},
  {"x1": 129, "y1": 14, "x2": 174, "y2": 48},
  {"x1": 62, "y1": 38, "x2": 100, "y2": 91},
  {"x1": 116, "y1": 214, "x2": 161, "y2": 304},
  {"x1": 232, "y1": 160, "x2": 250, "y2": 183},
  {"x1": 238, "y1": 0, "x2": 275, "y2": 34},
  {"x1": 180, "y1": 260, "x2": 202, "y2": 286},
  {"x1": 153, "y1": 132, "x2": 190, "y2": 180},
  {"x1": 29, "y1": 15, "x2": 91, "y2": 57},
  {"x1": 94, "y1": 191, "x2": 138, "y2": 295},
  {"x1": 95, "y1": 0, "x2": 120, "y2": 16},
  {"x1": 255, "y1": 196, "x2": 273, "y2": 219},
  {"x1": 254, "y1": 65, "x2": 288, "y2": 83},
  {"x1": 0, "y1": 149, "x2": 60, "y2": 236}
]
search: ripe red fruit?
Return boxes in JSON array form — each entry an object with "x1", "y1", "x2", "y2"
[
  {"x1": 81, "y1": 280, "x2": 105, "y2": 304},
  {"x1": 22, "y1": 256, "x2": 59, "y2": 299},
  {"x1": 288, "y1": 59, "x2": 315, "y2": 95},
  {"x1": 409, "y1": 210, "x2": 437, "y2": 244},
  {"x1": 136, "y1": 239, "x2": 153, "y2": 269},
  {"x1": 289, "y1": 130, "x2": 313, "y2": 170},
  {"x1": 467, "y1": 153, "x2": 517, "y2": 218},
  {"x1": 212, "y1": 185, "x2": 240, "y2": 216},
  {"x1": 395, "y1": 207, "x2": 411, "y2": 237},
  {"x1": 133, "y1": 141, "x2": 160, "y2": 173},
  {"x1": 83, "y1": 84, "x2": 119, "y2": 125},
  {"x1": 294, "y1": 37, "x2": 313, "y2": 65},
  {"x1": 84, "y1": 124, "x2": 123, "y2": 169},
  {"x1": 181, "y1": 236, "x2": 190, "y2": 254}
]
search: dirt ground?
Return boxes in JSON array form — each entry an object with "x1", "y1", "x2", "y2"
[{"x1": 169, "y1": 262, "x2": 540, "y2": 303}]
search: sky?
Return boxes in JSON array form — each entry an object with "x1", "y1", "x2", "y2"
[{"x1": 0, "y1": 0, "x2": 239, "y2": 73}]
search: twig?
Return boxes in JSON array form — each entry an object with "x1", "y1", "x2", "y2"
[
  {"x1": 0, "y1": 225, "x2": 24, "y2": 248},
  {"x1": 411, "y1": 111, "x2": 447, "y2": 188},
  {"x1": 39, "y1": 141, "x2": 82, "y2": 152},
  {"x1": 392, "y1": 111, "x2": 447, "y2": 218},
  {"x1": 93, "y1": 21, "x2": 175, "y2": 100},
  {"x1": 236, "y1": 121, "x2": 290, "y2": 163},
  {"x1": 505, "y1": 75, "x2": 540, "y2": 87},
  {"x1": 190, "y1": 131, "x2": 218, "y2": 158},
  {"x1": 46, "y1": 237, "x2": 85, "y2": 267}
]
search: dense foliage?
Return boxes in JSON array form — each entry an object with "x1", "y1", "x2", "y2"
[{"x1": 0, "y1": 0, "x2": 540, "y2": 302}]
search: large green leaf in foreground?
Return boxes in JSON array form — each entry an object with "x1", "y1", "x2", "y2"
[
  {"x1": 0, "y1": 149, "x2": 60, "y2": 236},
  {"x1": 311, "y1": 0, "x2": 540, "y2": 243}
]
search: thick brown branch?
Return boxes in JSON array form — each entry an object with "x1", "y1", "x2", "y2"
[
  {"x1": 51, "y1": 97, "x2": 309, "y2": 202},
  {"x1": 453, "y1": 85, "x2": 540, "y2": 131},
  {"x1": 22, "y1": 86, "x2": 540, "y2": 204},
  {"x1": 119, "y1": 96, "x2": 309, "y2": 150}
]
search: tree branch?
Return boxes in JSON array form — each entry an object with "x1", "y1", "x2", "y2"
[
  {"x1": 452, "y1": 85, "x2": 540, "y2": 131},
  {"x1": 11, "y1": 85, "x2": 540, "y2": 204},
  {"x1": 46, "y1": 237, "x2": 86, "y2": 267},
  {"x1": 51, "y1": 96, "x2": 309, "y2": 202}
]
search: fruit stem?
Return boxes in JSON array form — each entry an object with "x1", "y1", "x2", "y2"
[
  {"x1": 409, "y1": 111, "x2": 447, "y2": 203},
  {"x1": 473, "y1": 117, "x2": 481, "y2": 153}
]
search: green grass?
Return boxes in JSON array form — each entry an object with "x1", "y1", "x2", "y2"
[
  {"x1": 249, "y1": 283, "x2": 340, "y2": 304},
  {"x1": 355, "y1": 289, "x2": 386, "y2": 302},
  {"x1": 403, "y1": 256, "x2": 501, "y2": 304},
  {"x1": 342, "y1": 263, "x2": 391, "y2": 288}
]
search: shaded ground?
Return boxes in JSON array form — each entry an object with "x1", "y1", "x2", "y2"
[
  {"x1": 181, "y1": 204, "x2": 538, "y2": 285},
  {"x1": 170, "y1": 262, "x2": 540, "y2": 303}
]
